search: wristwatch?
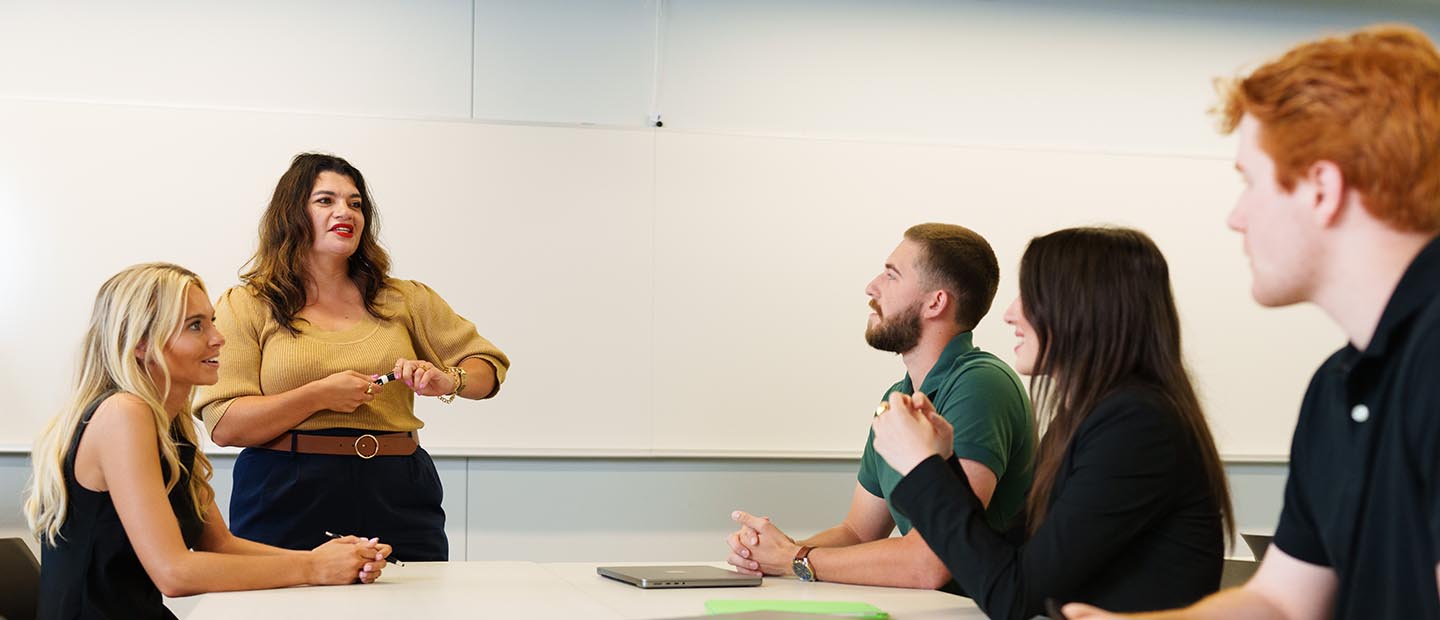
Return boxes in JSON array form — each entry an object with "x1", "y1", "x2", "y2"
[{"x1": 792, "y1": 546, "x2": 817, "y2": 582}]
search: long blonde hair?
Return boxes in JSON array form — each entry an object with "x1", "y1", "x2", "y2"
[{"x1": 25, "y1": 262, "x2": 215, "y2": 545}]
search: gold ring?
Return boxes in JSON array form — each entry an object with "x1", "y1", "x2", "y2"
[
  {"x1": 365, "y1": 384, "x2": 375, "y2": 395},
  {"x1": 874, "y1": 402, "x2": 889, "y2": 418}
]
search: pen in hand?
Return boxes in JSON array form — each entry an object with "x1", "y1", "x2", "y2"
[{"x1": 325, "y1": 530, "x2": 403, "y2": 566}]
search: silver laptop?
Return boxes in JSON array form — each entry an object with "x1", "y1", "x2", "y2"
[{"x1": 596, "y1": 565, "x2": 762, "y2": 589}]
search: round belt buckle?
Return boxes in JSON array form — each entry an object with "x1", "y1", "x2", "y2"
[{"x1": 354, "y1": 434, "x2": 380, "y2": 459}]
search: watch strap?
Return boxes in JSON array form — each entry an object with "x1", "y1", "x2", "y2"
[{"x1": 794, "y1": 546, "x2": 816, "y2": 581}]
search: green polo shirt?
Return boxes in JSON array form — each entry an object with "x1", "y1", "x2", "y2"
[{"x1": 858, "y1": 331, "x2": 1034, "y2": 534}]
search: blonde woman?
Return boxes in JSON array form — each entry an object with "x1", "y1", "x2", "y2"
[{"x1": 26, "y1": 263, "x2": 390, "y2": 620}]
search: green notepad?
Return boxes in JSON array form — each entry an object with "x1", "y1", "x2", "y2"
[{"x1": 704, "y1": 599, "x2": 889, "y2": 619}]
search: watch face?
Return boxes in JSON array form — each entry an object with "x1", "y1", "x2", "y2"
[{"x1": 792, "y1": 558, "x2": 814, "y2": 581}]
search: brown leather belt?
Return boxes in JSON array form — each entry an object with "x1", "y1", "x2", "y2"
[{"x1": 259, "y1": 431, "x2": 419, "y2": 459}]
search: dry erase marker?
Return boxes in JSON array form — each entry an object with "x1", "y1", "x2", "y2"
[
  {"x1": 324, "y1": 531, "x2": 403, "y2": 566},
  {"x1": 374, "y1": 372, "x2": 398, "y2": 386}
]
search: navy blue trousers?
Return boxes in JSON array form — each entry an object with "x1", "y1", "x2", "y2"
[{"x1": 229, "y1": 429, "x2": 448, "y2": 561}]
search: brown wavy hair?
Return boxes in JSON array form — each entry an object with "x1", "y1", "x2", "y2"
[
  {"x1": 1217, "y1": 24, "x2": 1440, "y2": 233},
  {"x1": 241, "y1": 153, "x2": 392, "y2": 333},
  {"x1": 1020, "y1": 228, "x2": 1233, "y2": 545}
]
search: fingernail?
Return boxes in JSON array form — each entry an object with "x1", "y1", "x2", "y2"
[{"x1": 731, "y1": 511, "x2": 740, "y2": 519}]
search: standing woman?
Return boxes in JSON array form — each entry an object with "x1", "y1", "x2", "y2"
[
  {"x1": 872, "y1": 227, "x2": 1233, "y2": 619},
  {"x1": 26, "y1": 263, "x2": 389, "y2": 620},
  {"x1": 196, "y1": 153, "x2": 509, "y2": 561}
]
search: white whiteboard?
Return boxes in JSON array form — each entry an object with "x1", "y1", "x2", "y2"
[{"x1": 0, "y1": 98, "x2": 1337, "y2": 458}]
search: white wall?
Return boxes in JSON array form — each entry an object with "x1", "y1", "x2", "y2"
[{"x1": 6, "y1": 0, "x2": 1435, "y2": 459}]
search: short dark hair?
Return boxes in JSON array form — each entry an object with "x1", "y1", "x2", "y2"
[{"x1": 903, "y1": 223, "x2": 1000, "y2": 331}]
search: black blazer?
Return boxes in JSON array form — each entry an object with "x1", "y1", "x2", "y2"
[{"x1": 890, "y1": 384, "x2": 1223, "y2": 619}]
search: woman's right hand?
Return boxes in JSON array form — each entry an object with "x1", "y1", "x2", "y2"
[
  {"x1": 310, "y1": 370, "x2": 378, "y2": 412},
  {"x1": 308, "y1": 536, "x2": 389, "y2": 585},
  {"x1": 872, "y1": 392, "x2": 954, "y2": 476}
]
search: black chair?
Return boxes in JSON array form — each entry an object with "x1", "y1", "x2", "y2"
[{"x1": 0, "y1": 537, "x2": 39, "y2": 620}]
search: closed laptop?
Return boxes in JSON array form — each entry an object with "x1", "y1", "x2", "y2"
[{"x1": 596, "y1": 565, "x2": 762, "y2": 589}]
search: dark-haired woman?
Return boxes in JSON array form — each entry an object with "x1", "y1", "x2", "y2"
[
  {"x1": 196, "y1": 153, "x2": 509, "y2": 561},
  {"x1": 872, "y1": 227, "x2": 1231, "y2": 619}
]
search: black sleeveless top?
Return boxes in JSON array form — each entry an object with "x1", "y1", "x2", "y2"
[{"x1": 38, "y1": 392, "x2": 206, "y2": 620}]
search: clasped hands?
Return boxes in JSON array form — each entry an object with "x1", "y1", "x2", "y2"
[
  {"x1": 725, "y1": 510, "x2": 802, "y2": 576},
  {"x1": 872, "y1": 391, "x2": 955, "y2": 475},
  {"x1": 723, "y1": 393, "x2": 955, "y2": 578},
  {"x1": 311, "y1": 535, "x2": 392, "y2": 584}
]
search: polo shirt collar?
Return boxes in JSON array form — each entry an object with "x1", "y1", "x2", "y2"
[
  {"x1": 898, "y1": 331, "x2": 977, "y2": 395},
  {"x1": 1361, "y1": 235, "x2": 1440, "y2": 360}
]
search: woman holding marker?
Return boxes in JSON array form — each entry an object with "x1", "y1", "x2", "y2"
[
  {"x1": 871, "y1": 227, "x2": 1232, "y2": 619},
  {"x1": 26, "y1": 263, "x2": 389, "y2": 620},
  {"x1": 195, "y1": 153, "x2": 509, "y2": 561}
]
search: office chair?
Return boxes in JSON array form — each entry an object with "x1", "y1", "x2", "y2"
[{"x1": 0, "y1": 537, "x2": 39, "y2": 620}]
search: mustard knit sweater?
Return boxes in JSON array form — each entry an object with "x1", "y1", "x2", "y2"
[{"x1": 194, "y1": 279, "x2": 509, "y2": 435}]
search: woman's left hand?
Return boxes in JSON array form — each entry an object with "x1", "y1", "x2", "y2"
[
  {"x1": 872, "y1": 392, "x2": 954, "y2": 476},
  {"x1": 392, "y1": 358, "x2": 455, "y2": 397}
]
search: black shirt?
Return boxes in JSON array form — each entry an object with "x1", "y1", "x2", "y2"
[
  {"x1": 1274, "y1": 236, "x2": 1440, "y2": 619},
  {"x1": 890, "y1": 385, "x2": 1224, "y2": 620},
  {"x1": 38, "y1": 392, "x2": 205, "y2": 620}
]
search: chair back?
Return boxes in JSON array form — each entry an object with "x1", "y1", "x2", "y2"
[{"x1": 0, "y1": 537, "x2": 39, "y2": 620}]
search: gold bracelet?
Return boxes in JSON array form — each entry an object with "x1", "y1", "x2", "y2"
[{"x1": 438, "y1": 366, "x2": 465, "y2": 404}]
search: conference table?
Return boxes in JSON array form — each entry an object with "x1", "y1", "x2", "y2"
[{"x1": 185, "y1": 561, "x2": 983, "y2": 619}]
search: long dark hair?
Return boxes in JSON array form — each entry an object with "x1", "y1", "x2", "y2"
[
  {"x1": 240, "y1": 153, "x2": 392, "y2": 334},
  {"x1": 1020, "y1": 227, "x2": 1233, "y2": 544}
]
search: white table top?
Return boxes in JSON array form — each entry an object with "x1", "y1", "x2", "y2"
[{"x1": 185, "y1": 561, "x2": 982, "y2": 619}]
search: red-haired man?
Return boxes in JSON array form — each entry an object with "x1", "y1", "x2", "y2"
[{"x1": 1069, "y1": 23, "x2": 1440, "y2": 620}]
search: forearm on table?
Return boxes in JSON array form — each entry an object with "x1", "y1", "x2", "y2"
[
  {"x1": 1119, "y1": 587, "x2": 1291, "y2": 620},
  {"x1": 1131, "y1": 550, "x2": 1336, "y2": 620},
  {"x1": 209, "y1": 388, "x2": 324, "y2": 447},
  {"x1": 203, "y1": 530, "x2": 305, "y2": 557},
  {"x1": 805, "y1": 535, "x2": 952, "y2": 589},
  {"x1": 798, "y1": 523, "x2": 868, "y2": 549},
  {"x1": 148, "y1": 550, "x2": 322, "y2": 598}
]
